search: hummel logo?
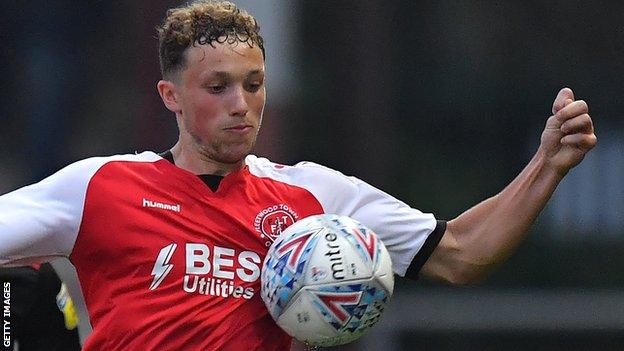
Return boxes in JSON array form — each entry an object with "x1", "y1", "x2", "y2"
[{"x1": 143, "y1": 198, "x2": 181, "y2": 213}]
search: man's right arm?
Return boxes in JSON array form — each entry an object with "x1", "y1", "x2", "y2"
[{"x1": 0, "y1": 159, "x2": 102, "y2": 266}]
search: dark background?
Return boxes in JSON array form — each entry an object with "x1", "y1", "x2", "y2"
[{"x1": 1, "y1": 1, "x2": 622, "y2": 350}]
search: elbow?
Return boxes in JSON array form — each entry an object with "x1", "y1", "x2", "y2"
[
  {"x1": 444, "y1": 258, "x2": 497, "y2": 286},
  {"x1": 424, "y1": 220, "x2": 505, "y2": 286},
  {"x1": 446, "y1": 270, "x2": 488, "y2": 286},
  {"x1": 442, "y1": 224, "x2": 505, "y2": 285}
]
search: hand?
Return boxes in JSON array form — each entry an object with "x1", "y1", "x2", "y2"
[{"x1": 539, "y1": 87, "x2": 597, "y2": 177}]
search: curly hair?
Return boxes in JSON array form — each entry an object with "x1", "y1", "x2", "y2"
[{"x1": 157, "y1": 0, "x2": 265, "y2": 79}]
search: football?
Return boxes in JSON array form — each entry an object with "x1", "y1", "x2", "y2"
[{"x1": 260, "y1": 214, "x2": 394, "y2": 347}]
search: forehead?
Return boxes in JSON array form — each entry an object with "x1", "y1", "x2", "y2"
[{"x1": 182, "y1": 41, "x2": 265, "y2": 80}]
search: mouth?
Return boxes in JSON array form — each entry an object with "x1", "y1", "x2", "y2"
[{"x1": 223, "y1": 124, "x2": 254, "y2": 133}]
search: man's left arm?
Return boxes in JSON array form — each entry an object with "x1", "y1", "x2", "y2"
[{"x1": 420, "y1": 87, "x2": 597, "y2": 284}]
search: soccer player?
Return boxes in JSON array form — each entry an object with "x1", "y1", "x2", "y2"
[{"x1": 0, "y1": 1, "x2": 596, "y2": 350}]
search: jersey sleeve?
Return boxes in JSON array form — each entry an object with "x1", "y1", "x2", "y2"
[
  {"x1": 0, "y1": 158, "x2": 106, "y2": 266},
  {"x1": 296, "y1": 162, "x2": 444, "y2": 277},
  {"x1": 247, "y1": 156, "x2": 445, "y2": 277}
]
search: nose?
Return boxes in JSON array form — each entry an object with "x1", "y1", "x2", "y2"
[{"x1": 229, "y1": 86, "x2": 249, "y2": 117}]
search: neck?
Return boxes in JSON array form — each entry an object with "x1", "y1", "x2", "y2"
[{"x1": 169, "y1": 141, "x2": 245, "y2": 176}]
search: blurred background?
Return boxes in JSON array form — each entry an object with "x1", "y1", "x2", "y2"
[{"x1": 1, "y1": 0, "x2": 623, "y2": 350}]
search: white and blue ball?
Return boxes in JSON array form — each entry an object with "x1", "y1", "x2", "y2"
[{"x1": 260, "y1": 214, "x2": 394, "y2": 347}]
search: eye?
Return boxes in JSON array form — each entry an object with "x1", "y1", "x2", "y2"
[
  {"x1": 245, "y1": 81, "x2": 263, "y2": 93},
  {"x1": 208, "y1": 85, "x2": 226, "y2": 94}
]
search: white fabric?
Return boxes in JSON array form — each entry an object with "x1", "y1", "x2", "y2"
[
  {"x1": 246, "y1": 155, "x2": 438, "y2": 276},
  {"x1": 0, "y1": 152, "x2": 161, "y2": 266}
]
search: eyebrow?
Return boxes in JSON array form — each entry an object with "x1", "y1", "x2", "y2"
[
  {"x1": 206, "y1": 71, "x2": 229, "y2": 80},
  {"x1": 203, "y1": 70, "x2": 264, "y2": 79}
]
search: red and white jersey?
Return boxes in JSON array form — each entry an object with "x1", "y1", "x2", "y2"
[{"x1": 0, "y1": 151, "x2": 444, "y2": 351}]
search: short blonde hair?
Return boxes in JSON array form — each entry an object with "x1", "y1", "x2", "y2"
[{"x1": 157, "y1": 0, "x2": 264, "y2": 79}]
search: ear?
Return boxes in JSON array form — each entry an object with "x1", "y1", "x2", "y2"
[{"x1": 157, "y1": 80, "x2": 182, "y2": 113}]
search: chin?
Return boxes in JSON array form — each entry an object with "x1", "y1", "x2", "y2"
[
  {"x1": 216, "y1": 155, "x2": 247, "y2": 165},
  {"x1": 213, "y1": 147, "x2": 253, "y2": 165},
  {"x1": 199, "y1": 136, "x2": 257, "y2": 165}
]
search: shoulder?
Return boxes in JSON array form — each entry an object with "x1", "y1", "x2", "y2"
[
  {"x1": 28, "y1": 151, "x2": 164, "y2": 198},
  {"x1": 62, "y1": 151, "x2": 162, "y2": 172},
  {"x1": 245, "y1": 155, "x2": 358, "y2": 190},
  {"x1": 0, "y1": 151, "x2": 165, "y2": 265},
  {"x1": 245, "y1": 155, "x2": 369, "y2": 215},
  {"x1": 50, "y1": 151, "x2": 162, "y2": 181}
]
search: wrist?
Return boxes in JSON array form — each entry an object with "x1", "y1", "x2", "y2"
[{"x1": 534, "y1": 147, "x2": 568, "y2": 182}]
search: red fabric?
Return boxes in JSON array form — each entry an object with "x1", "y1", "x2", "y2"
[{"x1": 70, "y1": 159, "x2": 324, "y2": 351}]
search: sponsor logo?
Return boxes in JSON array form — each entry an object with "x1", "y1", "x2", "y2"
[
  {"x1": 325, "y1": 232, "x2": 345, "y2": 280},
  {"x1": 150, "y1": 243, "x2": 177, "y2": 290},
  {"x1": 254, "y1": 204, "x2": 299, "y2": 243},
  {"x1": 149, "y1": 243, "x2": 261, "y2": 300},
  {"x1": 143, "y1": 198, "x2": 181, "y2": 213}
]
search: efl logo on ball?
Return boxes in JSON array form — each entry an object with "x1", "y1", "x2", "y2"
[{"x1": 260, "y1": 214, "x2": 394, "y2": 347}]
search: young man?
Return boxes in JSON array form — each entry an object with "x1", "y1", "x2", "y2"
[{"x1": 0, "y1": 1, "x2": 596, "y2": 350}]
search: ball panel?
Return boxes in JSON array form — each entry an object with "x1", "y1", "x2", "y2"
[
  {"x1": 374, "y1": 241, "x2": 395, "y2": 295},
  {"x1": 261, "y1": 227, "x2": 322, "y2": 319},
  {"x1": 335, "y1": 219, "x2": 381, "y2": 270},
  {"x1": 276, "y1": 289, "x2": 337, "y2": 342},
  {"x1": 302, "y1": 279, "x2": 391, "y2": 346}
]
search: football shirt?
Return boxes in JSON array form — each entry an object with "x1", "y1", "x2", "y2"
[{"x1": 0, "y1": 151, "x2": 444, "y2": 350}]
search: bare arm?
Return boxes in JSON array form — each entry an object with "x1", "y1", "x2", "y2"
[{"x1": 421, "y1": 88, "x2": 597, "y2": 284}]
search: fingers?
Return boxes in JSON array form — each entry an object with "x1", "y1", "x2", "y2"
[
  {"x1": 545, "y1": 98, "x2": 589, "y2": 131},
  {"x1": 552, "y1": 87, "x2": 575, "y2": 114},
  {"x1": 561, "y1": 113, "x2": 594, "y2": 134},
  {"x1": 555, "y1": 99, "x2": 588, "y2": 123},
  {"x1": 561, "y1": 133, "x2": 597, "y2": 150}
]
